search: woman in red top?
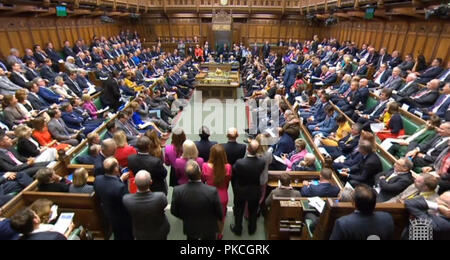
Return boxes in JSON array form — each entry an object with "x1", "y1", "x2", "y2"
[
  {"x1": 31, "y1": 117, "x2": 70, "y2": 151},
  {"x1": 113, "y1": 130, "x2": 137, "y2": 168},
  {"x1": 202, "y1": 144, "x2": 232, "y2": 240},
  {"x1": 194, "y1": 44, "x2": 204, "y2": 63}
]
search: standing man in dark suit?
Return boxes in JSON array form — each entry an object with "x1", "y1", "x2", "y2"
[
  {"x1": 262, "y1": 41, "x2": 271, "y2": 59},
  {"x1": 375, "y1": 158, "x2": 414, "y2": 202},
  {"x1": 123, "y1": 170, "x2": 170, "y2": 240},
  {"x1": 339, "y1": 140, "x2": 382, "y2": 187},
  {"x1": 171, "y1": 160, "x2": 223, "y2": 240},
  {"x1": 128, "y1": 136, "x2": 168, "y2": 194},
  {"x1": 231, "y1": 140, "x2": 266, "y2": 236},
  {"x1": 283, "y1": 60, "x2": 299, "y2": 92},
  {"x1": 94, "y1": 139, "x2": 117, "y2": 176},
  {"x1": 100, "y1": 71, "x2": 122, "y2": 112},
  {"x1": 221, "y1": 128, "x2": 247, "y2": 166},
  {"x1": 194, "y1": 126, "x2": 217, "y2": 162},
  {"x1": 94, "y1": 157, "x2": 133, "y2": 240},
  {"x1": 330, "y1": 184, "x2": 395, "y2": 240},
  {"x1": 405, "y1": 191, "x2": 450, "y2": 240}
]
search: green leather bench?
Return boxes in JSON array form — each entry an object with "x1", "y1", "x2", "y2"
[{"x1": 402, "y1": 116, "x2": 421, "y2": 136}]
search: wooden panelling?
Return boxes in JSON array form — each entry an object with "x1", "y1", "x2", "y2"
[{"x1": 0, "y1": 17, "x2": 120, "y2": 59}]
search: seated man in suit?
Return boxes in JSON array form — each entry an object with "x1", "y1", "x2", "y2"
[
  {"x1": 40, "y1": 59, "x2": 60, "y2": 83},
  {"x1": 60, "y1": 102, "x2": 101, "y2": 136},
  {"x1": 339, "y1": 140, "x2": 382, "y2": 187},
  {"x1": 375, "y1": 157, "x2": 414, "y2": 202},
  {"x1": 65, "y1": 71, "x2": 85, "y2": 98},
  {"x1": 400, "y1": 79, "x2": 440, "y2": 109},
  {"x1": 385, "y1": 173, "x2": 439, "y2": 203},
  {"x1": 0, "y1": 171, "x2": 33, "y2": 206},
  {"x1": 405, "y1": 191, "x2": 450, "y2": 240},
  {"x1": 127, "y1": 136, "x2": 167, "y2": 194},
  {"x1": 301, "y1": 168, "x2": 340, "y2": 197},
  {"x1": 417, "y1": 82, "x2": 450, "y2": 120},
  {"x1": 380, "y1": 67, "x2": 403, "y2": 90},
  {"x1": 33, "y1": 77, "x2": 64, "y2": 105},
  {"x1": 369, "y1": 63, "x2": 391, "y2": 89},
  {"x1": 340, "y1": 79, "x2": 370, "y2": 118},
  {"x1": 0, "y1": 131, "x2": 50, "y2": 177},
  {"x1": 24, "y1": 60, "x2": 40, "y2": 81},
  {"x1": 94, "y1": 157, "x2": 133, "y2": 240},
  {"x1": 415, "y1": 58, "x2": 444, "y2": 84},
  {"x1": 353, "y1": 88, "x2": 392, "y2": 128},
  {"x1": 353, "y1": 58, "x2": 368, "y2": 77},
  {"x1": 324, "y1": 123, "x2": 362, "y2": 159},
  {"x1": 392, "y1": 73, "x2": 419, "y2": 101},
  {"x1": 330, "y1": 184, "x2": 395, "y2": 240},
  {"x1": 47, "y1": 109, "x2": 82, "y2": 146},
  {"x1": 171, "y1": 160, "x2": 223, "y2": 240},
  {"x1": 265, "y1": 172, "x2": 301, "y2": 208},
  {"x1": 0, "y1": 67, "x2": 22, "y2": 96},
  {"x1": 292, "y1": 153, "x2": 317, "y2": 172},
  {"x1": 406, "y1": 122, "x2": 450, "y2": 169},
  {"x1": 9, "y1": 62, "x2": 30, "y2": 88},
  {"x1": 9, "y1": 208, "x2": 67, "y2": 240}
]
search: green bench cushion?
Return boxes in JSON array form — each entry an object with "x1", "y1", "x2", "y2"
[
  {"x1": 402, "y1": 117, "x2": 420, "y2": 136},
  {"x1": 378, "y1": 154, "x2": 393, "y2": 172},
  {"x1": 365, "y1": 97, "x2": 378, "y2": 110},
  {"x1": 93, "y1": 98, "x2": 103, "y2": 110}
]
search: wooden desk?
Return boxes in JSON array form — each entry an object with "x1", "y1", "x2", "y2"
[{"x1": 195, "y1": 71, "x2": 240, "y2": 99}]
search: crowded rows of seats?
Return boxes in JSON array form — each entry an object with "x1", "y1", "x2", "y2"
[{"x1": 0, "y1": 29, "x2": 200, "y2": 240}]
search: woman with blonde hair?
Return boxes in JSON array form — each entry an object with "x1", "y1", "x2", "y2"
[
  {"x1": 81, "y1": 94, "x2": 99, "y2": 119},
  {"x1": 202, "y1": 144, "x2": 232, "y2": 240},
  {"x1": 3, "y1": 95, "x2": 30, "y2": 125},
  {"x1": 174, "y1": 140, "x2": 204, "y2": 185},
  {"x1": 29, "y1": 199, "x2": 74, "y2": 237},
  {"x1": 283, "y1": 138, "x2": 308, "y2": 171},
  {"x1": 145, "y1": 129, "x2": 163, "y2": 160},
  {"x1": 51, "y1": 76, "x2": 77, "y2": 99},
  {"x1": 113, "y1": 130, "x2": 137, "y2": 168},
  {"x1": 15, "y1": 125, "x2": 58, "y2": 163},
  {"x1": 69, "y1": 168, "x2": 94, "y2": 194}
]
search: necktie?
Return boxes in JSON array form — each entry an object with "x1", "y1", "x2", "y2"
[
  {"x1": 399, "y1": 82, "x2": 411, "y2": 92},
  {"x1": 58, "y1": 119, "x2": 69, "y2": 135},
  {"x1": 6, "y1": 151, "x2": 22, "y2": 166},
  {"x1": 427, "y1": 137, "x2": 445, "y2": 156},
  {"x1": 413, "y1": 90, "x2": 430, "y2": 99},
  {"x1": 432, "y1": 95, "x2": 449, "y2": 114}
]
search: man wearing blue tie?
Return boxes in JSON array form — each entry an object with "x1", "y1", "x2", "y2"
[{"x1": 419, "y1": 83, "x2": 450, "y2": 120}]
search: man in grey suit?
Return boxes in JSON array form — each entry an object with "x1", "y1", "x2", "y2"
[
  {"x1": 0, "y1": 68, "x2": 22, "y2": 96},
  {"x1": 171, "y1": 160, "x2": 223, "y2": 240},
  {"x1": 123, "y1": 170, "x2": 170, "y2": 240},
  {"x1": 115, "y1": 112, "x2": 139, "y2": 146},
  {"x1": 47, "y1": 109, "x2": 82, "y2": 146}
]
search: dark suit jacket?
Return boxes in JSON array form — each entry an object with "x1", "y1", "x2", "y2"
[
  {"x1": 413, "y1": 90, "x2": 440, "y2": 108},
  {"x1": 417, "y1": 135, "x2": 449, "y2": 163},
  {"x1": 377, "y1": 170, "x2": 414, "y2": 202},
  {"x1": 123, "y1": 191, "x2": 170, "y2": 240},
  {"x1": 100, "y1": 78, "x2": 121, "y2": 111},
  {"x1": 301, "y1": 182, "x2": 340, "y2": 198},
  {"x1": 418, "y1": 66, "x2": 444, "y2": 84},
  {"x1": 284, "y1": 63, "x2": 299, "y2": 88},
  {"x1": 128, "y1": 153, "x2": 168, "y2": 194},
  {"x1": 349, "y1": 152, "x2": 383, "y2": 187},
  {"x1": 171, "y1": 181, "x2": 223, "y2": 239},
  {"x1": 395, "y1": 82, "x2": 420, "y2": 99},
  {"x1": 405, "y1": 197, "x2": 450, "y2": 240},
  {"x1": 93, "y1": 174, "x2": 133, "y2": 240},
  {"x1": 17, "y1": 138, "x2": 41, "y2": 158},
  {"x1": 27, "y1": 92, "x2": 50, "y2": 111},
  {"x1": 195, "y1": 139, "x2": 217, "y2": 162},
  {"x1": 20, "y1": 231, "x2": 66, "y2": 240},
  {"x1": 9, "y1": 72, "x2": 28, "y2": 88},
  {"x1": 65, "y1": 78, "x2": 83, "y2": 97},
  {"x1": 355, "y1": 65, "x2": 368, "y2": 77},
  {"x1": 24, "y1": 68, "x2": 39, "y2": 81},
  {"x1": 330, "y1": 211, "x2": 394, "y2": 240},
  {"x1": 38, "y1": 178, "x2": 70, "y2": 193},
  {"x1": 221, "y1": 141, "x2": 246, "y2": 166},
  {"x1": 63, "y1": 47, "x2": 75, "y2": 58},
  {"x1": 233, "y1": 156, "x2": 266, "y2": 200},
  {"x1": 338, "y1": 134, "x2": 360, "y2": 155}
]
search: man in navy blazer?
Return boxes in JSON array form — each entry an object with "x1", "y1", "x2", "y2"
[
  {"x1": 194, "y1": 126, "x2": 217, "y2": 162},
  {"x1": 405, "y1": 192, "x2": 450, "y2": 240},
  {"x1": 416, "y1": 58, "x2": 444, "y2": 84},
  {"x1": 339, "y1": 140, "x2": 382, "y2": 187},
  {"x1": 283, "y1": 61, "x2": 299, "y2": 92},
  {"x1": 354, "y1": 88, "x2": 392, "y2": 125},
  {"x1": 401, "y1": 79, "x2": 440, "y2": 109},
  {"x1": 419, "y1": 83, "x2": 450, "y2": 120},
  {"x1": 324, "y1": 123, "x2": 362, "y2": 159},
  {"x1": 330, "y1": 184, "x2": 395, "y2": 240},
  {"x1": 301, "y1": 168, "x2": 340, "y2": 197},
  {"x1": 94, "y1": 157, "x2": 133, "y2": 240}
]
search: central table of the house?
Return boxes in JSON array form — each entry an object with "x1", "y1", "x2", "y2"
[{"x1": 195, "y1": 62, "x2": 240, "y2": 99}]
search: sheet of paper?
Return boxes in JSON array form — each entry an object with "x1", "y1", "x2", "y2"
[
  {"x1": 54, "y1": 212, "x2": 75, "y2": 235},
  {"x1": 370, "y1": 123, "x2": 385, "y2": 133},
  {"x1": 401, "y1": 103, "x2": 410, "y2": 111},
  {"x1": 344, "y1": 182, "x2": 354, "y2": 191},
  {"x1": 308, "y1": 197, "x2": 325, "y2": 214},
  {"x1": 273, "y1": 155, "x2": 287, "y2": 165}
]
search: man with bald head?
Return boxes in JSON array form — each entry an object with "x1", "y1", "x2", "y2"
[
  {"x1": 94, "y1": 157, "x2": 133, "y2": 240},
  {"x1": 94, "y1": 138, "x2": 117, "y2": 176},
  {"x1": 405, "y1": 191, "x2": 450, "y2": 240},
  {"x1": 400, "y1": 79, "x2": 440, "y2": 109},
  {"x1": 231, "y1": 140, "x2": 266, "y2": 236},
  {"x1": 221, "y1": 127, "x2": 247, "y2": 166},
  {"x1": 123, "y1": 170, "x2": 170, "y2": 240},
  {"x1": 392, "y1": 73, "x2": 419, "y2": 101}
]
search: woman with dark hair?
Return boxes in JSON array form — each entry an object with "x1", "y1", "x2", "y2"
[
  {"x1": 321, "y1": 114, "x2": 351, "y2": 147},
  {"x1": 377, "y1": 102, "x2": 405, "y2": 141},
  {"x1": 164, "y1": 128, "x2": 186, "y2": 186},
  {"x1": 412, "y1": 54, "x2": 427, "y2": 73},
  {"x1": 202, "y1": 144, "x2": 232, "y2": 240},
  {"x1": 31, "y1": 117, "x2": 71, "y2": 151}
]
